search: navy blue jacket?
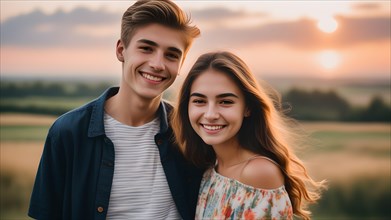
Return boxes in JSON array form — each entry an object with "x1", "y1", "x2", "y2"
[{"x1": 28, "y1": 87, "x2": 203, "y2": 220}]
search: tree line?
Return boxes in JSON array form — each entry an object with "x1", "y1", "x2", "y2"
[
  {"x1": 1, "y1": 81, "x2": 390, "y2": 122},
  {"x1": 283, "y1": 88, "x2": 390, "y2": 122},
  {"x1": 1, "y1": 81, "x2": 110, "y2": 98}
]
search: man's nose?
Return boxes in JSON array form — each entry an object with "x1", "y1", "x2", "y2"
[{"x1": 149, "y1": 52, "x2": 165, "y2": 72}]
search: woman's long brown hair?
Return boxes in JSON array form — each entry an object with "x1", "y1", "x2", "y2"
[{"x1": 171, "y1": 51, "x2": 326, "y2": 219}]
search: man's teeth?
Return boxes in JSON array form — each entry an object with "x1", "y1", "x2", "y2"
[
  {"x1": 142, "y1": 73, "x2": 163, "y2": 82},
  {"x1": 203, "y1": 125, "x2": 224, "y2": 130}
]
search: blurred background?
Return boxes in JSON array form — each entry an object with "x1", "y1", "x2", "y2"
[{"x1": 1, "y1": 0, "x2": 390, "y2": 219}]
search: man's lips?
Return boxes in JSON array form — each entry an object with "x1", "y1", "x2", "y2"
[{"x1": 141, "y1": 72, "x2": 165, "y2": 82}]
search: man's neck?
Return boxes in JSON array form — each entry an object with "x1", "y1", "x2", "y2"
[{"x1": 104, "y1": 88, "x2": 162, "y2": 127}]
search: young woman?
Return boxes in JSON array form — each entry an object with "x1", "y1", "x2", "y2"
[{"x1": 171, "y1": 51, "x2": 325, "y2": 219}]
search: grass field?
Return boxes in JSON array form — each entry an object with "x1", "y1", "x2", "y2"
[
  {"x1": 0, "y1": 113, "x2": 390, "y2": 219},
  {"x1": 300, "y1": 122, "x2": 390, "y2": 183},
  {"x1": 1, "y1": 97, "x2": 93, "y2": 110}
]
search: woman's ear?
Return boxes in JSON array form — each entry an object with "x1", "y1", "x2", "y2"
[
  {"x1": 244, "y1": 108, "x2": 251, "y2": 117},
  {"x1": 116, "y1": 39, "x2": 125, "y2": 62}
]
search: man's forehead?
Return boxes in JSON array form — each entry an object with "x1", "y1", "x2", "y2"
[{"x1": 131, "y1": 24, "x2": 186, "y2": 51}]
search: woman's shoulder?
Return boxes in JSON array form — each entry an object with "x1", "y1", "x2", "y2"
[{"x1": 239, "y1": 156, "x2": 285, "y2": 190}]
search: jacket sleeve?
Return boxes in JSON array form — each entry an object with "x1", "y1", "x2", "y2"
[{"x1": 28, "y1": 124, "x2": 66, "y2": 220}]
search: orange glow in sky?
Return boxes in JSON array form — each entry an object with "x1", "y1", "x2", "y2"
[
  {"x1": 318, "y1": 50, "x2": 341, "y2": 70},
  {"x1": 1, "y1": 1, "x2": 390, "y2": 80},
  {"x1": 317, "y1": 17, "x2": 338, "y2": 33}
]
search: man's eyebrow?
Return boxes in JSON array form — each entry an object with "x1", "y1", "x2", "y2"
[
  {"x1": 137, "y1": 39, "x2": 183, "y2": 56},
  {"x1": 138, "y1": 39, "x2": 157, "y2": 46},
  {"x1": 190, "y1": 92, "x2": 239, "y2": 98}
]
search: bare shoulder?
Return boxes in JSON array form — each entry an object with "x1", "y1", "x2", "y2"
[{"x1": 240, "y1": 157, "x2": 284, "y2": 190}]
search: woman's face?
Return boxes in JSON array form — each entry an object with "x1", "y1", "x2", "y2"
[{"x1": 188, "y1": 69, "x2": 248, "y2": 148}]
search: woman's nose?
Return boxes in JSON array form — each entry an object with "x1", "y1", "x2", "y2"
[{"x1": 204, "y1": 105, "x2": 219, "y2": 120}]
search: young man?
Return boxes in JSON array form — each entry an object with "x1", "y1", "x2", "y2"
[{"x1": 28, "y1": 1, "x2": 202, "y2": 219}]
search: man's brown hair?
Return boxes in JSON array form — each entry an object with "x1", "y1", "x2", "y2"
[{"x1": 121, "y1": 0, "x2": 200, "y2": 55}]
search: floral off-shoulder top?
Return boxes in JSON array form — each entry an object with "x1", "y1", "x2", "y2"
[{"x1": 195, "y1": 164, "x2": 293, "y2": 220}]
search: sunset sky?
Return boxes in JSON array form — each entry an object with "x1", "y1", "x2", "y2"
[{"x1": 1, "y1": 0, "x2": 390, "y2": 81}]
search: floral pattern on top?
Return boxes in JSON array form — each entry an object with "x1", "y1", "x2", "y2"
[{"x1": 195, "y1": 168, "x2": 293, "y2": 220}]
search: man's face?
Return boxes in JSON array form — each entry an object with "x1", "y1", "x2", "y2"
[{"x1": 116, "y1": 23, "x2": 186, "y2": 100}]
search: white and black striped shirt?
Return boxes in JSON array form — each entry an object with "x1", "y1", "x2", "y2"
[{"x1": 104, "y1": 113, "x2": 181, "y2": 220}]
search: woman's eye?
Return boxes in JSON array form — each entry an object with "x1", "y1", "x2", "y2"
[
  {"x1": 192, "y1": 99, "x2": 205, "y2": 104},
  {"x1": 220, "y1": 100, "x2": 234, "y2": 105}
]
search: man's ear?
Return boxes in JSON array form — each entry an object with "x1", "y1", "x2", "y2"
[{"x1": 116, "y1": 39, "x2": 125, "y2": 62}]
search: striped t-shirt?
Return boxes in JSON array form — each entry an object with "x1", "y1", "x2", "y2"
[{"x1": 104, "y1": 113, "x2": 181, "y2": 220}]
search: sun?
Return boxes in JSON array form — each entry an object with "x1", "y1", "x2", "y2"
[
  {"x1": 318, "y1": 50, "x2": 341, "y2": 70},
  {"x1": 317, "y1": 17, "x2": 338, "y2": 33}
]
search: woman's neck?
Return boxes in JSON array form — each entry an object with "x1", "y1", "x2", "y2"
[{"x1": 213, "y1": 142, "x2": 255, "y2": 169}]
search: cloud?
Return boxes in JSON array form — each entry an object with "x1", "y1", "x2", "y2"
[
  {"x1": 334, "y1": 16, "x2": 390, "y2": 45},
  {"x1": 351, "y1": 2, "x2": 382, "y2": 11},
  {"x1": 191, "y1": 7, "x2": 268, "y2": 21},
  {"x1": 198, "y1": 15, "x2": 390, "y2": 50},
  {"x1": 1, "y1": 7, "x2": 120, "y2": 48},
  {"x1": 1, "y1": 5, "x2": 389, "y2": 51}
]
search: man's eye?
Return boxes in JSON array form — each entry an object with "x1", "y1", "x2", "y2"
[
  {"x1": 166, "y1": 53, "x2": 180, "y2": 60},
  {"x1": 140, "y1": 46, "x2": 152, "y2": 52}
]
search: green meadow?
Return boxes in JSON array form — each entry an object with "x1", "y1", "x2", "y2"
[
  {"x1": 1, "y1": 113, "x2": 390, "y2": 219},
  {"x1": 1, "y1": 97, "x2": 92, "y2": 110},
  {"x1": 0, "y1": 74, "x2": 390, "y2": 219},
  {"x1": 1, "y1": 125, "x2": 49, "y2": 141}
]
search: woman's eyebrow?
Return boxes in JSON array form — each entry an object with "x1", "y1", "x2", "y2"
[
  {"x1": 190, "y1": 92, "x2": 238, "y2": 98},
  {"x1": 190, "y1": 92, "x2": 206, "y2": 98},
  {"x1": 216, "y1": 93, "x2": 239, "y2": 98}
]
